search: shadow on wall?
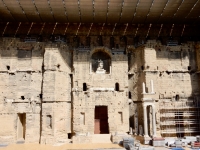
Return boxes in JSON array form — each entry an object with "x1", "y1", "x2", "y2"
[
  {"x1": 1, "y1": 44, "x2": 43, "y2": 58},
  {"x1": 0, "y1": 40, "x2": 72, "y2": 70}
]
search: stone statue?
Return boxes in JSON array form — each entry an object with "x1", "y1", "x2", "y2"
[
  {"x1": 98, "y1": 59, "x2": 103, "y2": 69},
  {"x1": 96, "y1": 59, "x2": 106, "y2": 74}
]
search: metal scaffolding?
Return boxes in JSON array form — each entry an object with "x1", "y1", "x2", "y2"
[{"x1": 159, "y1": 97, "x2": 200, "y2": 137}]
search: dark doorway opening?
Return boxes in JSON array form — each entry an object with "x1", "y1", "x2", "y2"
[
  {"x1": 17, "y1": 113, "x2": 26, "y2": 140},
  {"x1": 94, "y1": 106, "x2": 109, "y2": 134}
]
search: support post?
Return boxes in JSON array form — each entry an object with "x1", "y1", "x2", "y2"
[
  {"x1": 143, "y1": 82, "x2": 146, "y2": 94},
  {"x1": 90, "y1": 62, "x2": 92, "y2": 74},
  {"x1": 151, "y1": 80, "x2": 154, "y2": 93},
  {"x1": 152, "y1": 106, "x2": 157, "y2": 137},
  {"x1": 143, "y1": 104, "x2": 148, "y2": 137}
]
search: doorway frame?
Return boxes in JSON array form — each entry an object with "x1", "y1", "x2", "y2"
[
  {"x1": 17, "y1": 113, "x2": 26, "y2": 141},
  {"x1": 94, "y1": 106, "x2": 109, "y2": 134}
]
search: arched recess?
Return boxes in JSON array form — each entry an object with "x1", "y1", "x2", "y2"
[{"x1": 90, "y1": 48, "x2": 112, "y2": 74}]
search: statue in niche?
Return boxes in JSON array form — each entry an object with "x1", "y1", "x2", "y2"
[
  {"x1": 97, "y1": 59, "x2": 103, "y2": 69},
  {"x1": 96, "y1": 59, "x2": 106, "y2": 74}
]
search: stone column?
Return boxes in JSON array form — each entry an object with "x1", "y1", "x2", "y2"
[
  {"x1": 152, "y1": 105, "x2": 157, "y2": 137},
  {"x1": 150, "y1": 80, "x2": 154, "y2": 93},
  {"x1": 143, "y1": 104, "x2": 148, "y2": 137},
  {"x1": 142, "y1": 82, "x2": 146, "y2": 94},
  {"x1": 134, "y1": 112, "x2": 138, "y2": 135},
  {"x1": 90, "y1": 62, "x2": 92, "y2": 73}
]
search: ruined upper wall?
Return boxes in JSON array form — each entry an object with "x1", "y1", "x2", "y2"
[
  {"x1": 128, "y1": 40, "x2": 200, "y2": 100},
  {"x1": 144, "y1": 40, "x2": 197, "y2": 72},
  {"x1": 43, "y1": 47, "x2": 72, "y2": 102},
  {"x1": 0, "y1": 38, "x2": 44, "y2": 72},
  {"x1": 0, "y1": 38, "x2": 72, "y2": 102},
  {"x1": 142, "y1": 40, "x2": 199, "y2": 99},
  {"x1": 0, "y1": 38, "x2": 45, "y2": 104}
]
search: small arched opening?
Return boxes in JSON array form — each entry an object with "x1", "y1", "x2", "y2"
[
  {"x1": 175, "y1": 94, "x2": 179, "y2": 101},
  {"x1": 188, "y1": 66, "x2": 191, "y2": 71},
  {"x1": 129, "y1": 91, "x2": 132, "y2": 99},
  {"x1": 83, "y1": 83, "x2": 87, "y2": 91},
  {"x1": 115, "y1": 83, "x2": 119, "y2": 91}
]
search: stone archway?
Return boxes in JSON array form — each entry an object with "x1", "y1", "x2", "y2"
[{"x1": 90, "y1": 49, "x2": 111, "y2": 74}]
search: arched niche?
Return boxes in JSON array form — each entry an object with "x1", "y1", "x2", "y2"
[{"x1": 90, "y1": 49, "x2": 111, "y2": 74}]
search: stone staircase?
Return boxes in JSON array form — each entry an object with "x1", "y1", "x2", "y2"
[{"x1": 91, "y1": 134, "x2": 112, "y2": 143}]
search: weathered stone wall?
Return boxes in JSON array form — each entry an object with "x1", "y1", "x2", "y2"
[
  {"x1": 72, "y1": 47, "x2": 129, "y2": 143},
  {"x1": 1, "y1": 37, "x2": 200, "y2": 145},
  {"x1": 129, "y1": 40, "x2": 200, "y2": 138},
  {"x1": 144, "y1": 41, "x2": 199, "y2": 99},
  {"x1": 41, "y1": 47, "x2": 72, "y2": 144},
  {"x1": 128, "y1": 46, "x2": 145, "y2": 134},
  {"x1": 0, "y1": 38, "x2": 43, "y2": 144},
  {"x1": 0, "y1": 38, "x2": 72, "y2": 145}
]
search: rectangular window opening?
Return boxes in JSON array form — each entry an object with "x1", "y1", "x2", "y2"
[
  {"x1": 118, "y1": 112, "x2": 123, "y2": 124},
  {"x1": 46, "y1": 115, "x2": 52, "y2": 129},
  {"x1": 80, "y1": 112, "x2": 85, "y2": 125}
]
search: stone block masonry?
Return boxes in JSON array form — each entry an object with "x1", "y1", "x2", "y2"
[
  {"x1": 0, "y1": 38, "x2": 72, "y2": 145},
  {"x1": 0, "y1": 37, "x2": 200, "y2": 145}
]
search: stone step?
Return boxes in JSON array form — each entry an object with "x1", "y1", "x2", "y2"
[{"x1": 91, "y1": 134, "x2": 112, "y2": 143}]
